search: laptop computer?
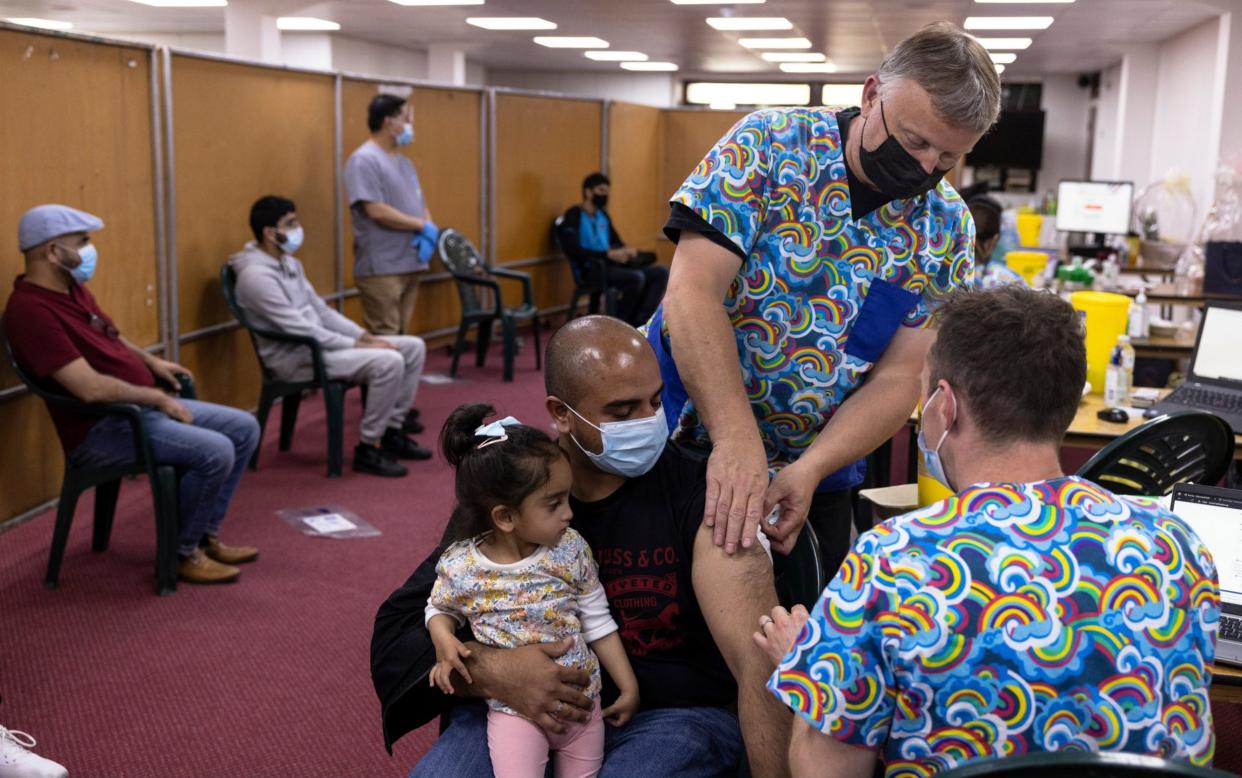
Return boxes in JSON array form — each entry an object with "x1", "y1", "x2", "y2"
[
  {"x1": 1170, "y1": 483, "x2": 1242, "y2": 667},
  {"x1": 1150, "y1": 301, "x2": 1242, "y2": 433}
]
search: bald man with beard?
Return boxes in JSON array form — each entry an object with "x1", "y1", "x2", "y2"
[{"x1": 373, "y1": 316, "x2": 792, "y2": 778}]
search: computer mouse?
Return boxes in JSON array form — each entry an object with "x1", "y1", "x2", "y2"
[
  {"x1": 1097, "y1": 407, "x2": 1130, "y2": 423},
  {"x1": 1143, "y1": 407, "x2": 1162, "y2": 419}
]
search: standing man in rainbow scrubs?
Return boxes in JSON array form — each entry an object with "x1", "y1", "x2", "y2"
[{"x1": 649, "y1": 22, "x2": 1000, "y2": 574}]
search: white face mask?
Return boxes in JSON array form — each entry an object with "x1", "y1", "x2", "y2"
[
  {"x1": 280, "y1": 226, "x2": 304, "y2": 254},
  {"x1": 565, "y1": 403, "x2": 668, "y2": 478}
]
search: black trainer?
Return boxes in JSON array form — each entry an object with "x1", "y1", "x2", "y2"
[
  {"x1": 402, "y1": 415, "x2": 425, "y2": 435},
  {"x1": 353, "y1": 443, "x2": 408, "y2": 477},
  {"x1": 381, "y1": 428, "x2": 433, "y2": 460}
]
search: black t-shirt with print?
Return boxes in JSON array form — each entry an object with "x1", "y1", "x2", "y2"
[{"x1": 570, "y1": 442, "x2": 736, "y2": 710}]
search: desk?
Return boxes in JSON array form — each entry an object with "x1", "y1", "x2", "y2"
[
  {"x1": 1131, "y1": 330, "x2": 1195, "y2": 359},
  {"x1": 1125, "y1": 282, "x2": 1242, "y2": 306},
  {"x1": 1214, "y1": 663, "x2": 1242, "y2": 704},
  {"x1": 1118, "y1": 259, "x2": 1176, "y2": 279},
  {"x1": 1064, "y1": 391, "x2": 1242, "y2": 460}
]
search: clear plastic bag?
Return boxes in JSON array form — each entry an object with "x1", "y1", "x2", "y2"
[{"x1": 277, "y1": 504, "x2": 381, "y2": 539}]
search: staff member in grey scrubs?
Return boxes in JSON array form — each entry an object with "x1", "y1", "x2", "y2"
[{"x1": 344, "y1": 94, "x2": 436, "y2": 336}]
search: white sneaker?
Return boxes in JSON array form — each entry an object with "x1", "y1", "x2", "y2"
[{"x1": 0, "y1": 726, "x2": 68, "y2": 778}]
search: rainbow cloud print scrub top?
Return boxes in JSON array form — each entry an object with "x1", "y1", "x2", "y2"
[
  {"x1": 768, "y1": 477, "x2": 1220, "y2": 776},
  {"x1": 649, "y1": 108, "x2": 975, "y2": 489}
]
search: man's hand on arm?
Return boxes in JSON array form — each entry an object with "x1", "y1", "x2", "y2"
[
  {"x1": 665, "y1": 232, "x2": 768, "y2": 554},
  {"x1": 455, "y1": 638, "x2": 593, "y2": 735},
  {"x1": 361, "y1": 200, "x2": 425, "y2": 232},
  {"x1": 692, "y1": 525, "x2": 792, "y2": 778},
  {"x1": 356, "y1": 333, "x2": 398, "y2": 350},
  {"x1": 122, "y1": 336, "x2": 191, "y2": 392},
  {"x1": 764, "y1": 325, "x2": 933, "y2": 552}
]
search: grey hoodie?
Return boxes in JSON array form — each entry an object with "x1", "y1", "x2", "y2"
[{"x1": 228, "y1": 242, "x2": 364, "y2": 379}]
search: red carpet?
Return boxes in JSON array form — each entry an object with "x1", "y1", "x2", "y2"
[{"x1": 2, "y1": 343, "x2": 1241, "y2": 777}]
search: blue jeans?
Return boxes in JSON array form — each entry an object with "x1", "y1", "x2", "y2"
[
  {"x1": 69, "y1": 399, "x2": 260, "y2": 556},
  {"x1": 410, "y1": 702, "x2": 742, "y2": 778}
]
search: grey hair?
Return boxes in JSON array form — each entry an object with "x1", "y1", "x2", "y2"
[{"x1": 876, "y1": 21, "x2": 1001, "y2": 133}]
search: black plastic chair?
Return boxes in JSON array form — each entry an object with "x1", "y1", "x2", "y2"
[
  {"x1": 773, "y1": 522, "x2": 827, "y2": 610},
  {"x1": 939, "y1": 751, "x2": 1233, "y2": 778},
  {"x1": 552, "y1": 215, "x2": 618, "y2": 320},
  {"x1": 220, "y1": 264, "x2": 360, "y2": 478},
  {"x1": 437, "y1": 228, "x2": 541, "y2": 383},
  {"x1": 1077, "y1": 410, "x2": 1236, "y2": 496},
  {"x1": 2, "y1": 324, "x2": 194, "y2": 596}
]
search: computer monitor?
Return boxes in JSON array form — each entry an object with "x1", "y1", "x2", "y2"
[
  {"x1": 1055, "y1": 180, "x2": 1133, "y2": 235},
  {"x1": 1190, "y1": 303, "x2": 1242, "y2": 385},
  {"x1": 1170, "y1": 484, "x2": 1242, "y2": 608}
]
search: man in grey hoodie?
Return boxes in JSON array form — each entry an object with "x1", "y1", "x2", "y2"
[{"x1": 230, "y1": 196, "x2": 430, "y2": 478}]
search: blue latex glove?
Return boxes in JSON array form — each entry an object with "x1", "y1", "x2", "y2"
[{"x1": 412, "y1": 221, "x2": 439, "y2": 265}]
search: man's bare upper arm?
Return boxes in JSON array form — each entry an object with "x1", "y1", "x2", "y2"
[
  {"x1": 691, "y1": 524, "x2": 777, "y2": 667},
  {"x1": 666, "y1": 232, "x2": 744, "y2": 305}
]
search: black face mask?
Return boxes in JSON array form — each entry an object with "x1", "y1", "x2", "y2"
[
  {"x1": 591, "y1": 193, "x2": 608, "y2": 210},
  {"x1": 859, "y1": 102, "x2": 950, "y2": 201}
]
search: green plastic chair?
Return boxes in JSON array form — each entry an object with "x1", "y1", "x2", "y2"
[
  {"x1": 3, "y1": 323, "x2": 194, "y2": 596},
  {"x1": 939, "y1": 751, "x2": 1233, "y2": 778},
  {"x1": 437, "y1": 228, "x2": 541, "y2": 383},
  {"x1": 1077, "y1": 410, "x2": 1235, "y2": 496},
  {"x1": 220, "y1": 264, "x2": 360, "y2": 478}
]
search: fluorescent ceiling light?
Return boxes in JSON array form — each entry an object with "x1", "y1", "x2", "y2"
[
  {"x1": 387, "y1": 0, "x2": 483, "y2": 6},
  {"x1": 277, "y1": 17, "x2": 340, "y2": 31},
  {"x1": 995, "y1": 64, "x2": 1006, "y2": 73},
  {"x1": 738, "y1": 37, "x2": 812, "y2": 49},
  {"x1": 467, "y1": 17, "x2": 556, "y2": 30},
  {"x1": 976, "y1": 0, "x2": 1072, "y2": 3},
  {"x1": 686, "y1": 81, "x2": 809, "y2": 106},
  {"x1": 974, "y1": 37, "x2": 1032, "y2": 49},
  {"x1": 534, "y1": 36, "x2": 608, "y2": 48},
  {"x1": 822, "y1": 83, "x2": 865, "y2": 105},
  {"x1": 621, "y1": 61, "x2": 678, "y2": 71},
  {"x1": 585, "y1": 50, "x2": 647, "y2": 61},
  {"x1": 706, "y1": 17, "x2": 791, "y2": 31},
  {"x1": 671, "y1": 0, "x2": 764, "y2": 4},
  {"x1": 709, "y1": 101, "x2": 737, "y2": 110},
  {"x1": 965, "y1": 16, "x2": 1054, "y2": 30},
  {"x1": 5, "y1": 17, "x2": 73, "y2": 29},
  {"x1": 780, "y1": 62, "x2": 837, "y2": 73},
  {"x1": 127, "y1": 0, "x2": 226, "y2": 5},
  {"x1": 761, "y1": 52, "x2": 826, "y2": 62},
  {"x1": 989, "y1": 52, "x2": 1017, "y2": 64}
]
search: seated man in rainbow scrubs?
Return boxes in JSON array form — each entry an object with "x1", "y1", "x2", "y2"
[{"x1": 755, "y1": 286, "x2": 1219, "y2": 776}]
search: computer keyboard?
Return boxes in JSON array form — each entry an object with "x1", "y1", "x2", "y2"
[
  {"x1": 1170, "y1": 386, "x2": 1242, "y2": 413},
  {"x1": 1223, "y1": 614, "x2": 1242, "y2": 643}
]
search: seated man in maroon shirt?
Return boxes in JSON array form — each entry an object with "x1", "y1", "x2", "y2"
[{"x1": 3, "y1": 204, "x2": 260, "y2": 585}]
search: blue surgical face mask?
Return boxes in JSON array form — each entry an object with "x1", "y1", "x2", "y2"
[
  {"x1": 58, "y1": 242, "x2": 97, "y2": 284},
  {"x1": 280, "y1": 226, "x2": 304, "y2": 254},
  {"x1": 396, "y1": 121, "x2": 414, "y2": 146},
  {"x1": 917, "y1": 387, "x2": 956, "y2": 492},
  {"x1": 566, "y1": 403, "x2": 668, "y2": 478}
]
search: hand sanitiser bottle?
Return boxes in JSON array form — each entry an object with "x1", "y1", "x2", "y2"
[{"x1": 1105, "y1": 335, "x2": 1135, "y2": 408}]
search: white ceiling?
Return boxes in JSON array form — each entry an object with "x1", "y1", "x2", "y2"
[{"x1": 0, "y1": 0, "x2": 1232, "y2": 77}]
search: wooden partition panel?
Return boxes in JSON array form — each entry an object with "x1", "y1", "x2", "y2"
[
  {"x1": 660, "y1": 109, "x2": 749, "y2": 213},
  {"x1": 494, "y1": 92, "x2": 602, "y2": 264},
  {"x1": 606, "y1": 102, "x2": 665, "y2": 260},
  {"x1": 171, "y1": 55, "x2": 337, "y2": 338},
  {"x1": 0, "y1": 30, "x2": 159, "y2": 519},
  {"x1": 0, "y1": 30, "x2": 160, "y2": 368},
  {"x1": 339, "y1": 80, "x2": 481, "y2": 337},
  {"x1": 178, "y1": 329, "x2": 260, "y2": 407}
]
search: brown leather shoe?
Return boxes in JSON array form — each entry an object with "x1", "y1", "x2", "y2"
[
  {"x1": 177, "y1": 549, "x2": 240, "y2": 584},
  {"x1": 202, "y1": 535, "x2": 259, "y2": 565}
]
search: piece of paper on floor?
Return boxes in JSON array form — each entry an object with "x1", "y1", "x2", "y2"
[{"x1": 421, "y1": 373, "x2": 457, "y2": 385}]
